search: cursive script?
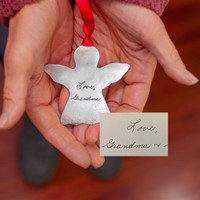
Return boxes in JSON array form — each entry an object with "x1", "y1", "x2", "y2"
[
  {"x1": 102, "y1": 139, "x2": 151, "y2": 149},
  {"x1": 127, "y1": 119, "x2": 157, "y2": 134},
  {"x1": 76, "y1": 81, "x2": 95, "y2": 90},
  {"x1": 71, "y1": 94, "x2": 101, "y2": 101}
]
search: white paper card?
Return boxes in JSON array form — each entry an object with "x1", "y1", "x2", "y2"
[{"x1": 100, "y1": 113, "x2": 168, "y2": 156}]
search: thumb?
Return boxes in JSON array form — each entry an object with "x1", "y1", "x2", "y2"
[
  {"x1": 0, "y1": 52, "x2": 33, "y2": 129},
  {"x1": 0, "y1": 0, "x2": 57, "y2": 129},
  {"x1": 141, "y1": 16, "x2": 199, "y2": 85}
]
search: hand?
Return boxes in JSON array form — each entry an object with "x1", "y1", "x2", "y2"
[
  {"x1": 0, "y1": 0, "x2": 104, "y2": 168},
  {"x1": 72, "y1": 0, "x2": 198, "y2": 145}
]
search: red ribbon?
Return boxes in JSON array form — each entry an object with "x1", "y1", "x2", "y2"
[{"x1": 75, "y1": 0, "x2": 95, "y2": 46}]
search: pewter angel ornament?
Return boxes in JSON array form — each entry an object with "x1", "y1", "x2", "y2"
[
  {"x1": 45, "y1": 46, "x2": 130, "y2": 125},
  {"x1": 44, "y1": 0, "x2": 130, "y2": 125}
]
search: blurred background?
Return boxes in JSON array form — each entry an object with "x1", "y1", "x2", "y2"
[{"x1": 0, "y1": 0, "x2": 200, "y2": 199}]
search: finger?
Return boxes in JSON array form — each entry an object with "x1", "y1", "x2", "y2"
[
  {"x1": 0, "y1": 53, "x2": 34, "y2": 129},
  {"x1": 141, "y1": 16, "x2": 198, "y2": 85},
  {"x1": 73, "y1": 124, "x2": 88, "y2": 144},
  {"x1": 85, "y1": 144, "x2": 105, "y2": 168},
  {"x1": 27, "y1": 104, "x2": 91, "y2": 168},
  {"x1": 0, "y1": 2, "x2": 59, "y2": 129},
  {"x1": 85, "y1": 124, "x2": 100, "y2": 144}
]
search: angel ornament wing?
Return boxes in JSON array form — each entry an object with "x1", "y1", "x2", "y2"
[{"x1": 45, "y1": 46, "x2": 130, "y2": 125}]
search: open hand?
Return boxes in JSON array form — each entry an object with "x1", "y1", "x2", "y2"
[
  {"x1": 0, "y1": 0, "x2": 104, "y2": 168},
  {"x1": 72, "y1": 0, "x2": 198, "y2": 145}
]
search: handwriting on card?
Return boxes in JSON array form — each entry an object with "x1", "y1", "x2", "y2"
[
  {"x1": 100, "y1": 113, "x2": 168, "y2": 156},
  {"x1": 102, "y1": 139, "x2": 168, "y2": 150},
  {"x1": 127, "y1": 119, "x2": 158, "y2": 134}
]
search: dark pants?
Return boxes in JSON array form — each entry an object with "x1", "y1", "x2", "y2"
[{"x1": 0, "y1": 23, "x2": 8, "y2": 61}]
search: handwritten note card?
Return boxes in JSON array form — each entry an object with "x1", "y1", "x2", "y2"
[{"x1": 100, "y1": 113, "x2": 168, "y2": 156}]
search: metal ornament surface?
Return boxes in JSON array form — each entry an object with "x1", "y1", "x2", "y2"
[{"x1": 45, "y1": 46, "x2": 130, "y2": 125}]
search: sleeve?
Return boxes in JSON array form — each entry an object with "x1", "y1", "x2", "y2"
[
  {"x1": 100, "y1": 0, "x2": 170, "y2": 16},
  {"x1": 0, "y1": 0, "x2": 35, "y2": 26}
]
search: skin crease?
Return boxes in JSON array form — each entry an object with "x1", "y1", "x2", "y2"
[{"x1": 0, "y1": 0, "x2": 198, "y2": 168}]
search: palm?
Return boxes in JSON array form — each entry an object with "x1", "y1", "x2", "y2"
[
  {"x1": 21, "y1": 0, "x2": 104, "y2": 168},
  {"x1": 4, "y1": 0, "x2": 93, "y2": 168},
  {"x1": 72, "y1": 1, "x2": 157, "y2": 144}
]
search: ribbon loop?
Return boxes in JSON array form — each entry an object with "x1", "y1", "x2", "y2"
[{"x1": 75, "y1": 0, "x2": 95, "y2": 46}]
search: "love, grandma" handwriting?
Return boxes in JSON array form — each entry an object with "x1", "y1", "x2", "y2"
[
  {"x1": 127, "y1": 118, "x2": 158, "y2": 134},
  {"x1": 102, "y1": 139, "x2": 168, "y2": 149}
]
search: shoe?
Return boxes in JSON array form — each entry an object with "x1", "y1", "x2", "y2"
[
  {"x1": 88, "y1": 157, "x2": 122, "y2": 180},
  {"x1": 19, "y1": 116, "x2": 59, "y2": 185}
]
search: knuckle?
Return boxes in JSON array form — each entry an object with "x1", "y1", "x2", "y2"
[
  {"x1": 3, "y1": 85, "x2": 25, "y2": 104},
  {"x1": 121, "y1": 103, "x2": 142, "y2": 112},
  {"x1": 3, "y1": 87, "x2": 14, "y2": 102}
]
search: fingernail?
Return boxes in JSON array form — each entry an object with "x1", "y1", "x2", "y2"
[
  {"x1": 185, "y1": 70, "x2": 199, "y2": 84},
  {"x1": 0, "y1": 113, "x2": 8, "y2": 128}
]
